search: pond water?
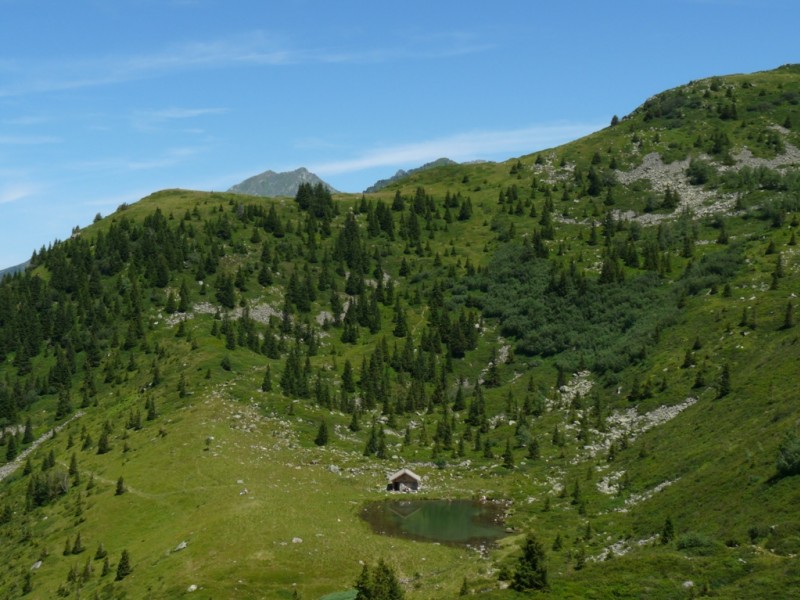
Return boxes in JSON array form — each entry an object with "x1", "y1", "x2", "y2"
[{"x1": 360, "y1": 499, "x2": 508, "y2": 547}]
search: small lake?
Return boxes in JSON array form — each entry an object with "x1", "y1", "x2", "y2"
[{"x1": 360, "y1": 499, "x2": 508, "y2": 547}]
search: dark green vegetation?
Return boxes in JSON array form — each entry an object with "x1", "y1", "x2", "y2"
[{"x1": 1, "y1": 65, "x2": 799, "y2": 599}]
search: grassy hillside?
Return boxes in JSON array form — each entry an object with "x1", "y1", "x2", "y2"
[{"x1": 0, "y1": 65, "x2": 799, "y2": 599}]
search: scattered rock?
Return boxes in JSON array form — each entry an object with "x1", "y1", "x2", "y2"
[
  {"x1": 31, "y1": 561, "x2": 42, "y2": 571},
  {"x1": 174, "y1": 541, "x2": 188, "y2": 552},
  {"x1": 291, "y1": 537, "x2": 303, "y2": 544},
  {"x1": 187, "y1": 584, "x2": 198, "y2": 592}
]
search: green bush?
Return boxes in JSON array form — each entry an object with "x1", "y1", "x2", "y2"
[{"x1": 676, "y1": 532, "x2": 718, "y2": 555}]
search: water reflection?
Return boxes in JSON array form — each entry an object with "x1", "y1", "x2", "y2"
[{"x1": 360, "y1": 499, "x2": 507, "y2": 547}]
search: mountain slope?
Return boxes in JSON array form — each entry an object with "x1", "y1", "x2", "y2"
[
  {"x1": 364, "y1": 157, "x2": 459, "y2": 193},
  {"x1": 0, "y1": 65, "x2": 799, "y2": 599},
  {"x1": 229, "y1": 166, "x2": 338, "y2": 197},
  {"x1": 0, "y1": 260, "x2": 29, "y2": 279}
]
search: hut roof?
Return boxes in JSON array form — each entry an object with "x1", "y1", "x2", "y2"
[{"x1": 388, "y1": 468, "x2": 421, "y2": 482}]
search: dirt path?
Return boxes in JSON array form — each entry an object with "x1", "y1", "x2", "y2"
[{"x1": 0, "y1": 412, "x2": 84, "y2": 483}]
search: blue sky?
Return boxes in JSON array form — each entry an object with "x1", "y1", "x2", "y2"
[{"x1": 1, "y1": 0, "x2": 798, "y2": 269}]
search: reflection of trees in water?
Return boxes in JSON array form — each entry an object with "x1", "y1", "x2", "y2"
[{"x1": 362, "y1": 500, "x2": 507, "y2": 546}]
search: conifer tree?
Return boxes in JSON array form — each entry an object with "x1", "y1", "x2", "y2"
[
  {"x1": 178, "y1": 279, "x2": 191, "y2": 312},
  {"x1": 55, "y1": 387, "x2": 72, "y2": 420},
  {"x1": 22, "y1": 418, "x2": 34, "y2": 444},
  {"x1": 69, "y1": 453, "x2": 80, "y2": 483},
  {"x1": 661, "y1": 516, "x2": 675, "y2": 544},
  {"x1": 146, "y1": 397, "x2": 158, "y2": 421},
  {"x1": 115, "y1": 476, "x2": 126, "y2": 496},
  {"x1": 355, "y1": 559, "x2": 404, "y2": 600},
  {"x1": 376, "y1": 428, "x2": 388, "y2": 459},
  {"x1": 115, "y1": 549, "x2": 132, "y2": 580},
  {"x1": 95, "y1": 543, "x2": 107, "y2": 560},
  {"x1": 483, "y1": 439, "x2": 494, "y2": 459},
  {"x1": 315, "y1": 421, "x2": 329, "y2": 447},
  {"x1": 717, "y1": 364, "x2": 731, "y2": 398},
  {"x1": 364, "y1": 422, "x2": 378, "y2": 456},
  {"x1": 527, "y1": 437, "x2": 540, "y2": 460},
  {"x1": 165, "y1": 291, "x2": 177, "y2": 314},
  {"x1": 261, "y1": 365, "x2": 273, "y2": 392},
  {"x1": 503, "y1": 438, "x2": 515, "y2": 469},
  {"x1": 5, "y1": 434, "x2": 17, "y2": 462},
  {"x1": 782, "y1": 301, "x2": 795, "y2": 330},
  {"x1": 97, "y1": 431, "x2": 111, "y2": 455},
  {"x1": 349, "y1": 410, "x2": 361, "y2": 432},
  {"x1": 511, "y1": 534, "x2": 548, "y2": 591},
  {"x1": 342, "y1": 359, "x2": 356, "y2": 393},
  {"x1": 72, "y1": 532, "x2": 85, "y2": 554}
]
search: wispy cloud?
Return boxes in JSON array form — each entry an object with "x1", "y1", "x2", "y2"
[
  {"x1": 2, "y1": 115, "x2": 50, "y2": 126},
  {"x1": 66, "y1": 146, "x2": 206, "y2": 173},
  {"x1": 0, "y1": 183, "x2": 41, "y2": 204},
  {"x1": 0, "y1": 34, "x2": 290, "y2": 97},
  {"x1": 0, "y1": 31, "x2": 489, "y2": 97},
  {"x1": 0, "y1": 134, "x2": 61, "y2": 144},
  {"x1": 310, "y1": 122, "x2": 603, "y2": 176},
  {"x1": 131, "y1": 107, "x2": 227, "y2": 131}
]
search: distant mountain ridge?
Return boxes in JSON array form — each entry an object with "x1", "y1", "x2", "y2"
[
  {"x1": 364, "y1": 157, "x2": 458, "y2": 192},
  {"x1": 0, "y1": 261, "x2": 28, "y2": 279},
  {"x1": 229, "y1": 167, "x2": 338, "y2": 197}
]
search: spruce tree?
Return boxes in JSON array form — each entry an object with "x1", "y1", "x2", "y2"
[
  {"x1": 355, "y1": 559, "x2": 404, "y2": 600},
  {"x1": 315, "y1": 421, "x2": 329, "y2": 447},
  {"x1": 72, "y1": 532, "x2": 85, "y2": 554},
  {"x1": 95, "y1": 543, "x2": 108, "y2": 560},
  {"x1": 661, "y1": 516, "x2": 675, "y2": 544},
  {"x1": 511, "y1": 533, "x2": 548, "y2": 591},
  {"x1": 69, "y1": 453, "x2": 79, "y2": 483},
  {"x1": 146, "y1": 397, "x2": 158, "y2": 421},
  {"x1": 261, "y1": 365, "x2": 273, "y2": 392},
  {"x1": 55, "y1": 387, "x2": 72, "y2": 420},
  {"x1": 97, "y1": 431, "x2": 111, "y2": 455},
  {"x1": 115, "y1": 476, "x2": 126, "y2": 496},
  {"x1": 22, "y1": 418, "x2": 34, "y2": 444},
  {"x1": 527, "y1": 437, "x2": 540, "y2": 460},
  {"x1": 342, "y1": 359, "x2": 356, "y2": 393},
  {"x1": 115, "y1": 549, "x2": 132, "y2": 580},
  {"x1": 717, "y1": 364, "x2": 731, "y2": 398},
  {"x1": 503, "y1": 438, "x2": 515, "y2": 469},
  {"x1": 364, "y1": 423, "x2": 378, "y2": 456},
  {"x1": 783, "y1": 301, "x2": 795, "y2": 330},
  {"x1": 349, "y1": 410, "x2": 361, "y2": 432},
  {"x1": 5, "y1": 435, "x2": 17, "y2": 462}
]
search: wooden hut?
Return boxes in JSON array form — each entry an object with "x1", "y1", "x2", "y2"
[{"x1": 387, "y1": 468, "x2": 421, "y2": 492}]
